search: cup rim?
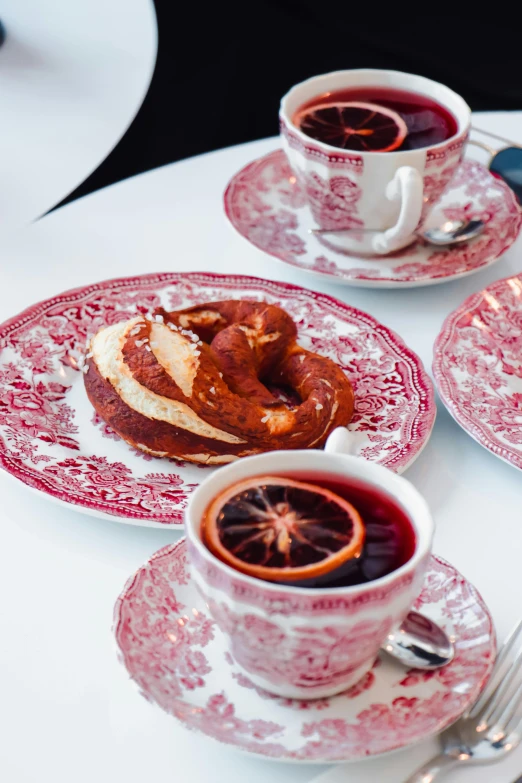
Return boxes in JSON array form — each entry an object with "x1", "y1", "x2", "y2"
[
  {"x1": 280, "y1": 68, "x2": 471, "y2": 158},
  {"x1": 185, "y1": 450, "x2": 434, "y2": 597}
]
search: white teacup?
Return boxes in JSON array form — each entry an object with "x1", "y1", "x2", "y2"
[
  {"x1": 280, "y1": 69, "x2": 471, "y2": 255},
  {"x1": 185, "y1": 429, "x2": 434, "y2": 699}
]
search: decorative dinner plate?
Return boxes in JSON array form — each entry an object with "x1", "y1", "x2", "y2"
[
  {"x1": 433, "y1": 273, "x2": 522, "y2": 470},
  {"x1": 0, "y1": 272, "x2": 435, "y2": 527},
  {"x1": 224, "y1": 151, "x2": 521, "y2": 288},
  {"x1": 114, "y1": 538, "x2": 495, "y2": 763}
]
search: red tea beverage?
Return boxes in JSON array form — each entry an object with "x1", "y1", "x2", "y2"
[
  {"x1": 202, "y1": 473, "x2": 416, "y2": 589},
  {"x1": 285, "y1": 473, "x2": 416, "y2": 587},
  {"x1": 293, "y1": 85, "x2": 458, "y2": 152}
]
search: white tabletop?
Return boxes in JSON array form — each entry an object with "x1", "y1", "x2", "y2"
[
  {"x1": 0, "y1": 0, "x2": 156, "y2": 232},
  {"x1": 1, "y1": 112, "x2": 522, "y2": 783}
]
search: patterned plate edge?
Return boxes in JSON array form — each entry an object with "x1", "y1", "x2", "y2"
[{"x1": 432, "y1": 273, "x2": 522, "y2": 471}]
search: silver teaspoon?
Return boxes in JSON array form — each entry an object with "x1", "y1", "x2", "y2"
[
  {"x1": 381, "y1": 610, "x2": 455, "y2": 670},
  {"x1": 310, "y1": 218, "x2": 485, "y2": 247}
]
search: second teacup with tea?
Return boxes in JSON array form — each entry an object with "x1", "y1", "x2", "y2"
[
  {"x1": 280, "y1": 69, "x2": 470, "y2": 255},
  {"x1": 185, "y1": 430, "x2": 434, "y2": 699}
]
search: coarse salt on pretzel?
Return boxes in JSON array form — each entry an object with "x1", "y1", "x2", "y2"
[{"x1": 84, "y1": 300, "x2": 354, "y2": 464}]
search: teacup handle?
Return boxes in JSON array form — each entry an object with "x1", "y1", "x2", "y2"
[
  {"x1": 324, "y1": 427, "x2": 356, "y2": 455},
  {"x1": 371, "y1": 166, "x2": 423, "y2": 255}
]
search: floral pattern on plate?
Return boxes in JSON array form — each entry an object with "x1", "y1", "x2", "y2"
[
  {"x1": 224, "y1": 151, "x2": 521, "y2": 288},
  {"x1": 0, "y1": 272, "x2": 435, "y2": 526},
  {"x1": 433, "y1": 273, "x2": 522, "y2": 470},
  {"x1": 114, "y1": 538, "x2": 495, "y2": 762}
]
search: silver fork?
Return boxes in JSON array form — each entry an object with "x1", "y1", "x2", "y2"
[{"x1": 405, "y1": 619, "x2": 522, "y2": 782}]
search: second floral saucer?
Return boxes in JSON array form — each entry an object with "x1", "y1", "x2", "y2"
[
  {"x1": 433, "y1": 272, "x2": 522, "y2": 471},
  {"x1": 224, "y1": 150, "x2": 521, "y2": 289},
  {"x1": 114, "y1": 538, "x2": 495, "y2": 764}
]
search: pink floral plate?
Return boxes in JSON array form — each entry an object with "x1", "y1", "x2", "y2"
[
  {"x1": 224, "y1": 151, "x2": 521, "y2": 288},
  {"x1": 114, "y1": 538, "x2": 495, "y2": 763},
  {"x1": 433, "y1": 273, "x2": 522, "y2": 470},
  {"x1": 0, "y1": 272, "x2": 435, "y2": 527}
]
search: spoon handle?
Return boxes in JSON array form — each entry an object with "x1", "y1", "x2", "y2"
[
  {"x1": 403, "y1": 753, "x2": 458, "y2": 783},
  {"x1": 310, "y1": 226, "x2": 422, "y2": 239},
  {"x1": 310, "y1": 227, "x2": 384, "y2": 235}
]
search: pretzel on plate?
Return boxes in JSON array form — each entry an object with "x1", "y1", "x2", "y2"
[{"x1": 84, "y1": 300, "x2": 354, "y2": 464}]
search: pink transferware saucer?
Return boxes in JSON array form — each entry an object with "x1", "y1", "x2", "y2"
[
  {"x1": 0, "y1": 272, "x2": 435, "y2": 528},
  {"x1": 433, "y1": 272, "x2": 522, "y2": 471},
  {"x1": 224, "y1": 150, "x2": 521, "y2": 288},
  {"x1": 114, "y1": 538, "x2": 495, "y2": 763}
]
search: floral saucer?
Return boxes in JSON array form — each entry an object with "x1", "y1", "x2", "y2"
[
  {"x1": 433, "y1": 273, "x2": 522, "y2": 470},
  {"x1": 224, "y1": 151, "x2": 521, "y2": 288},
  {"x1": 114, "y1": 538, "x2": 495, "y2": 763},
  {"x1": 0, "y1": 272, "x2": 435, "y2": 527}
]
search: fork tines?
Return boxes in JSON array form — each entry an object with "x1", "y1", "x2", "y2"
[{"x1": 469, "y1": 619, "x2": 522, "y2": 735}]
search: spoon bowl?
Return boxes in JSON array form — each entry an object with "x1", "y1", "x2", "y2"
[
  {"x1": 422, "y1": 218, "x2": 485, "y2": 246},
  {"x1": 381, "y1": 610, "x2": 455, "y2": 670}
]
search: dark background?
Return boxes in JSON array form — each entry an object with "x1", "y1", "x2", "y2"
[{"x1": 55, "y1": 2, "x2": 522, "y2": 209}]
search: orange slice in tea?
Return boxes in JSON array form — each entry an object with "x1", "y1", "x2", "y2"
[
  {"x1": 294, "y1": 101, "x2": 408, "y2": 152},
  {"x1": 202, "y1": 476, "x2": 365, "y2": 582}
]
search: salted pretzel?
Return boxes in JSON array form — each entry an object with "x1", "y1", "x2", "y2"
[{"x1": 84, "y1": 300, "x2": 354, "y2": 464}]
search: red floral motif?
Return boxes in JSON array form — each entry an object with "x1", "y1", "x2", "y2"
[
  {"x1": 0, "y1": 364, "x2": 78, "y2": 457},
  {"x1": 223, "y1": 154, "x2": 308, "y2": 263},
  {"x1": 18, "y1": 338, "x2": 59, "y2": 374},
  {"x1": 245, "y1": 210, "x2": 307, "y2": 260},
  {"x1": 300, "y1": 690, "x2": 466, "y2": 759},
  {"x1": 115, "y1": 541, "x2": 215, "y2": 701},
  {"x1": 344, "y1": 668, "x2": 376, "y2": 698},
  {"x1": 0, "y1": 272, "x2": 435, "y2": 525},
  {"x1": 434, "y1": 273, "x2": 522, "y2": 470},
  {"x1": 224, "y1": 151, "x2": 521, "y2": 286},
  {"x1": 114, "y1": 543, "x2": 496, "y2": 762},
  {"x1": 313, "y1": 255, "x2": 340, "y2": 275},
  {"x1": 422, "y1": 162, "x2": 460, "y2": 219},
  {"x1": 303, "y1": 171, "x2": 363, "y2": 230},
  {"x1": 171, "y1": 691, "x2": 289, "y2": 757},
  {"x1": 43, "y1": 455, "x2": 197, "y2": 517},
  {"x1": 207, "y1": 598, "x2": 390, "y2": 692},
  {"x1": 231, "y1": 671, "x2": 332, "y2": 710}
]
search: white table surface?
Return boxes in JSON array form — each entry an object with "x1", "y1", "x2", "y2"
[
  {"x1": 0, "y1": 0, "x2": 156, "y2": 232},
  {"x1": 1, "y1": 112, "x2": 522, "y2": 783}
]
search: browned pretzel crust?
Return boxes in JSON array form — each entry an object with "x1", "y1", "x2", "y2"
[{"x1": 84, "y1": 300, "x2": 354, "y2": 464}]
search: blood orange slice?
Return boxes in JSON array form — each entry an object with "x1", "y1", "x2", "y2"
[
  {"x1": 294, "y1": 101, "x2": 408, "y2": 152},
  {"x1": 202, "y1": 476, "x2": 365, "y2": 583}
]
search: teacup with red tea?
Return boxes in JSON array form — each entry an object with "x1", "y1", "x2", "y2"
[
  {"x1": 186, "y1": 430, "x2": 434, "y2": 699},
  {"x1": 280, "y1": 69, "x2": 471, "y2": 255}
]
